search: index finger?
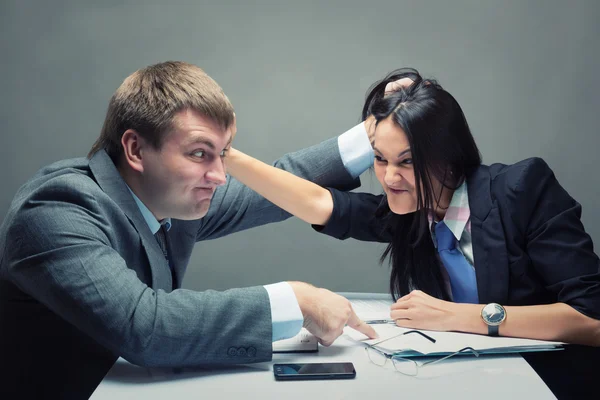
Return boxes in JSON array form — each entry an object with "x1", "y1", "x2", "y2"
[{"x1": 346, "y1": 309, "x2": 379, "y2": 339}]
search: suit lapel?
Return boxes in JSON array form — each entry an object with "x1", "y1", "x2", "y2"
[
  {"x1": 88, "y1": 151, "x2": 173, "y2": 291},
  {"x1": 467, "y1": 167, "x2": 509, "y2": 305}
]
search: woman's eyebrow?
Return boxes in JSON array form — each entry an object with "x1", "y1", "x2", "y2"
[
  {"x1": 397, "y1": 148, "x2": 411, "y2": 158},
  {"x1": 372, "y1": 146, "x2": 411, "y2": 158}
]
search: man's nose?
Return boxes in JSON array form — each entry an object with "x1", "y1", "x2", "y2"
[{"x1": 205, "y1": 159, "x2": 227, "y2": 186}]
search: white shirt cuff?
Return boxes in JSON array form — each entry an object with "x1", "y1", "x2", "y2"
[
  {"x1": 338, "y1": 122, "x2": 374, "y2": 178},
  {"x1": 264, "y1": 282, "x2": 304, "y2": 341}
]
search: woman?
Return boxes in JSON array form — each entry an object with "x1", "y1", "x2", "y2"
[{"x1": 226, "y1": 69, "x2": 600, "y2": 346}]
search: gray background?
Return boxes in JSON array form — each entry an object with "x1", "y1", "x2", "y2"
[{"x1": 1, "y1": 0, "x2": 598, "y2": 293}]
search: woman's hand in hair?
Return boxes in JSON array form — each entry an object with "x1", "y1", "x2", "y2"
[
  {"x1": 384, "y1": 77, "x2": 415, "y2": 96},
  {"x1": 389, "y1": 290, "x2": 461, "y2": 332},
  {"x1": 364, "y1": 77, "x2": 415, "y2": 140}
]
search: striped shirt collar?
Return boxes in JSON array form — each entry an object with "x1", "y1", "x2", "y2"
[{"x1": 429, "y1": 181, "x2": 471, "y2": 240}]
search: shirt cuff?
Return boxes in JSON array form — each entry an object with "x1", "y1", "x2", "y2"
[
  {"x1": 338, "y1": 122, "x2": 374, "y2": 178},
  {"x1": 264, "y1": 282, "x2": 304, "y2": 341}
]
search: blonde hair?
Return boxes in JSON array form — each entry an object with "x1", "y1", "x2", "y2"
[{"x1": 88, "y1": 61, "x2": 234, "y2": 160}]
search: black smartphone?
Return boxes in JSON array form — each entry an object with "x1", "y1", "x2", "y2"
[{"x1": 273, "y1": 362, "x2": 356, "y2": 381}]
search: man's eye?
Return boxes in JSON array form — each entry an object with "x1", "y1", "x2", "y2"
[
  {"x1": 219, "y1": 148, "x2": 229, "y2": 157},
  {"x1": 192, "y1": 150, "x2": 205, "y2": 158}
]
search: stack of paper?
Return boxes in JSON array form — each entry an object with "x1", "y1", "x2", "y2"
[
  {"x1": 345, "y1": 295, "x2": 563, "y2": 357},
  {"x1": 344, "y1": 324, "x2": 563, "y2": 357}
]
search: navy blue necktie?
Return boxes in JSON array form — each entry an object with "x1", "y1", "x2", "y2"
[
  {"x1": 155, "y1": 225, "x2": 178, "y2": 288},
  {"x1": 154, "y1": 225, "x2": 170, "y2": 266},
  {"x1": 435, "y1": 221, "x2": 479, "y2": 303}
]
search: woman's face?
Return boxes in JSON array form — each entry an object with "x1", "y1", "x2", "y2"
[{"x1": 372, "y1": 117, "x2": 447, "y2": 216}]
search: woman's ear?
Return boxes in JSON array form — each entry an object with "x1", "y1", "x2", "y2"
[{"x1": 121, "y1": 129, "x2": 145, "y2": 173}]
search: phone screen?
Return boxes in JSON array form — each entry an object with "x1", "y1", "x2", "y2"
[{"x1": 273, "y1": 362, "x2": 356, "y2": 380}]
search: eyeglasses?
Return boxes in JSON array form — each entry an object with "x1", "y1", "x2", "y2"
[{"x1": 364, "y1": 330, "x2": 480, "y2": 376}]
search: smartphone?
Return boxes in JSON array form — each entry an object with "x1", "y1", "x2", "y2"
[{"x1": 273, "y1": 362, "x2": 356, "y2": 381}]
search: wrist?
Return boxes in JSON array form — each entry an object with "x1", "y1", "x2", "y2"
[
  {"x1": 287, "y1": 281, "x2": 316, "y2": 319},
  {"x1": 224, "y1": 148, "x2": 242, "y2": 175},
  {"x1": 364, "y1": 115, "x2": 376, "y2": 140},
  {"x1": 480, "y1": 303, "x2": 507, "y2": 336},
  {"x1": 454, "y1": 303, "x2": 488, "y2": 335}
]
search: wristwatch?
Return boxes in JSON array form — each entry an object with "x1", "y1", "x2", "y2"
[{"x1": 481, "y1": 303, "x2": 506, "y2": 336}]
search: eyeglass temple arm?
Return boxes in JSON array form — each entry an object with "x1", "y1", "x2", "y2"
[
  {"x1": 403, "y1": 330, "x2": 437, "y2": 343},
  {"x1": 420, "y1": 346, "x2": 480, "y2": 367},
  {"x1": 370, "y1": 329, "x2": 437, "y2": 347}
]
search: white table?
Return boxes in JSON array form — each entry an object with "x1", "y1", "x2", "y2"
[
  {"x1": 92, "y1": 293, "x2": 557, "y2": 399},
  {"x1": 93, "y1": 318, "x2": 556, "y2": 399}
]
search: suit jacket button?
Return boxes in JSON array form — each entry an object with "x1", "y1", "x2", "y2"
[
  {"x1": 247, "y1": 347, "x2": 256, "y2": 357},
  {"x1": 228, "y1": 347, "x2": 237, "y2": 356},
  {"x1": 237, "y1": 348, "x2": 247, "y2": 356}
]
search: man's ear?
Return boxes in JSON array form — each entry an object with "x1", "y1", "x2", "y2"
[{"x1": 121, "y1": 129, "x2": 145, "y2": 173}]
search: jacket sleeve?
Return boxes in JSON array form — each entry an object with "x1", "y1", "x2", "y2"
[
  {"x1": 312, "y1": 188, "x2": 391, "y2": 243},
  {"x1": 197, "y1": 137, "x2": 361, "y2": 241},
  {"x1": 509, "y1": 157, "x2": 600, "y2": 319},
  {"x1": 4, "y1": 175, "x2": 273, "y2": 368}
]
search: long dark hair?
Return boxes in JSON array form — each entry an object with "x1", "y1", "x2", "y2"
[{"x1": 362, "y1": 68, "x2": 482, "y2": 301}]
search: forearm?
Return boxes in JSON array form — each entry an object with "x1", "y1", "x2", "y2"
[
  {"x1": 227, "y1": 148, "x2": 334, "y2": 225},
  {"x1": 454, "y1": 302, "x2": 600, "y2": 346}
]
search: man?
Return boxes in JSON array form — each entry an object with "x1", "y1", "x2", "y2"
[{"x1": 0, "y1": 61, "x2": 376, "y2": 398}]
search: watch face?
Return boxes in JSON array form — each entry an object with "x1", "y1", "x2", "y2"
[{"x1": 481, "y1": 303, "x2": 506, "y2": 326}]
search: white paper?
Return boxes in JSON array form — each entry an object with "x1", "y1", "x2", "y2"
[
  {"x1": 344, "y1": 324, "x2": 563, "y2": 356},
  {"x1": 272, "y1": 328, "x2": 318, "y2": 353},
  {"x1": 350, "y1": 298, "x2": 394, "y2": 321},
  {"x1": 344, "y1": 296, "x2": 563, "y2": 356}
]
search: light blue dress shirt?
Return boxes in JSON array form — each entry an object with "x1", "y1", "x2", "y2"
[
  {"x1": 128, "y1": 188, "x2": 171, "y2": 234},
  {"x1": 338, "y1": 122, "x2": 375, "y2": 178},
  {"x1": 127, "y1": 122, "x2": 374, "y2": 342}
]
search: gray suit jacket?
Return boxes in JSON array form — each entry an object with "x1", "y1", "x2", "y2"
[{"x1": 0, "y1": 138, "x2": 360, "y2": 398}]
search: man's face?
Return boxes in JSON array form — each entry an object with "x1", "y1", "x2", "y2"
[{"x1": 139, "y1": 109, "x2": 234, "y2": 220}]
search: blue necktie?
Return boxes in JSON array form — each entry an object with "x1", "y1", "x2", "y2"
[{"x1": 435, "y1": 221, "x2": 479, "y2": 303}]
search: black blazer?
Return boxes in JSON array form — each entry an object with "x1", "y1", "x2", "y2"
[{"x1": 316, "y1": 157, "x2": 600, "y2": 319}]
